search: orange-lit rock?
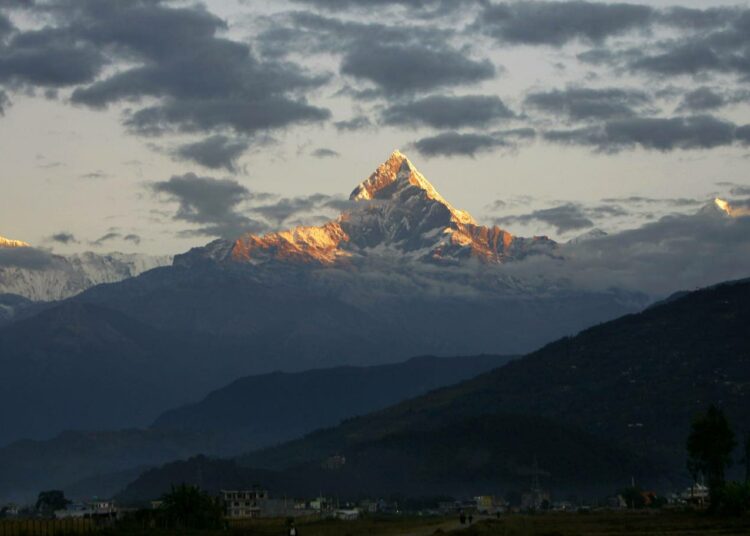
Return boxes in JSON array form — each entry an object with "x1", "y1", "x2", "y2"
[
  {"x1": 0, "y1": 236, "x2": 31, "y2": 248},
  {"x1": 231, "y1": 221, "x2": 350, "y2": 265},
  {"x1": 183, "y1": 151, "x2": 557, "y2": 267}
]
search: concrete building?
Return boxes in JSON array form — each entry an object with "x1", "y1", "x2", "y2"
[{"x1": 221, "y1": 489, "x2": 268, "y2": 519}]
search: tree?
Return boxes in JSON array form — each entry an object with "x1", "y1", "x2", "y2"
[
  {"x1": 687, "y1": 405, "x2": 736, "y2": 508},
  {"x1": 35, "y1": 490, "x2": 70, "y2": 515},
  {"x1": 743, "y1": 432, "x2": 750, "y2": 485},
  {"x1": 160, "y1": 484, "x2": 224, "y2": 530},
  {"x1": 619, "y1": 486, "x2": 646, "y2": 509}
]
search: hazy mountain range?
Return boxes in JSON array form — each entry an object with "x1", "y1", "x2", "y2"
[
  {"x1": 1, "y1": 152, "x2": 748, "y2": 504},
  {"x1": 117, "y1": 277, "x2": 750, "y2": 503},
  {"x1": 0, "y1": 237, "x2": 170, "y2": 303},
  {"x1": 0, "y1": 153, "x2": 649, "y2": 446},
  {"x1": 0, "y1": 355, "x2": 512, "y2": 503}
]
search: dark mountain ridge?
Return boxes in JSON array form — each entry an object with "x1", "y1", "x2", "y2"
[
  {"x1": 116, "y1": 278, "x2": 750, "y2": 502},
  {"x1": 0, "y1": 354, "x2": 511, "y2": 503},
  {"x1": 244, "y1": 277, "x2": 750, "y2": 472}
]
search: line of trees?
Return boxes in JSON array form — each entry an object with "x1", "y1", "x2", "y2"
[{"x1": 687, "y1": 405, "x2": 750, "y2": 515}]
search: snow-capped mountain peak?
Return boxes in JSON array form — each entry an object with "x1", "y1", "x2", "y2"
[
  {"x1": 349, "y1": 150, "x2": 475, "y2": 225},
  {"x1": 0, "y1": 243, "x2": 172, "y2": 302},
  {"x1": 705, "y1": 197, "x2": 750, "y2": 218},
  {"x1": 178, "y1": 152, "x2": 558, "y2": 268},
  {"x1": 568, "y1": 228, "x2": 608, "y2": 245},
  {"x1": 0, "y1": 235, "x2": 31, "y2": 248}
]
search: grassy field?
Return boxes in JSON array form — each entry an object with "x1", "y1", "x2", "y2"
[
  {"x1": 444, "y1": 511, "x2": 750, "y2": 536},
  {"x1": 94, "y1": 511, "x2": 750, "y2": 536}
]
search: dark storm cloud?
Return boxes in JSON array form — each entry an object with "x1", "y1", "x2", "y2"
[
  {"x1": 174, "y1": 135, "x2": 250, "y2": 172},
  {"x1": 333, "y1": 115, "x2": 372, "y2": 131},
  {"x1": 311, "y1": 148, "x2": 339, "y2": 158},
  {"x1": 288, "y1": 0, "x2": 476, "y2": 17},
  {"x1": 79, "y1": 171, "x2": 109, "y2": 180},
  {"x1": 0, "y1": 28, "x2": 106, "y2": 87},
  {"x1": 412, "y1": 132, "x2": 503, "y2": 157},
  {"x1": 90, "y1": 232, "x2": 121, "y2": 247},
  {"x1": 1, "y1": 0, "x2": 330, "y2": 138},
  {"x1": 290, "y1": 0, "x2": 458, "y2": 8},
  {"x1": 89, "y1": 231, "x2": 140, "y2": 247},
  {"x1": 0, "y1": 247, "x2": 54, "y2": 270},
  {"x1": 253, "y1": 194, "x2": 352, "y2": 227},
  {"x1": 495, "y1": 203, "x2": 595, "y2": 234},
  {"x1": 341, "y1": 42, "x2": 495, "y2": 95},
  {"x1": 736, "y1": 125, "x2": 750, "y2": 145},
  {"x1": 501, "y1": 206, "x2": 750, "y2": 296},
  {"x1": 0, "y1": 89, "x2": 9, "y2": 115},
  {"x1": 0, "y1": 0, "x2": 34, "y2": 7},
  {"x1": 47, "y1": 232, "x2": 78, "y2": 245},
  {"x1": 655, "y1": 6, "x2": 738, "y2": 30},
  {"x1": 545, "y1": 115, "x2": 743, "y2": 152},
  {"x1": 381, "y1": 95, "x2": 515, "y2": 129},
  {"x1": 411, "y1": 129, "x2": 535, "y2": 157},
  {"x1": 677, "y1": 87, "x2": 725, "y2": 112},
  {"x1": 123, "y1": 233, "x2": 141, "y2": 245},
  {"x1": 151, "y1": 173, "x2": 266, "y2": 238},
  {"x1": 475, "y1": 1, "x2": 653, "y2": 46},
  {"x1": 524, "y1": 87, "x2": 651, "y2": 121},
  {"x1": 589, "y1": 8, "x2": 750, "y2": 78},
  {"x1": 0, "y1": 12, "x2": 12, "y2": 37},
  {"x1": 123, "y1": 97, "x2": 330, "y2": 138},
  {"x1": 257, "y1": 11, "x2": 450, "y2": 58},
  {"x1": 601, "y1": 196, "x2": 702, "y2": 208},
  {"x1": 629, "y1": 43, "x2": 726, "y2": 76}
]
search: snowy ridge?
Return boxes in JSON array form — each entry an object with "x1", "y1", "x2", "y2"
[
  {"x1": 178, "y1": 151, "x2": 557, "y2": 267},
  {"x1": 0, "y1": 250, "x2": 172, "y2": 302},
  {"x1": 0, "y1": 236, "x2": 31, "y2": 248}
]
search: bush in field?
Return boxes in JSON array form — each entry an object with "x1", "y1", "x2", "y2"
[
  {"x1": 160, "y1": 484, "x2": 224, "y2": 530},
  {"x1": 715, "y1": 482, "x2": 750, "y2": 516},
  {"x1": 35, "y1": 490, "x2": 70, "y2": 515}
]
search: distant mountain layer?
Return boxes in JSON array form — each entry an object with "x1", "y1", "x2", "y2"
[
  {"x1": 0, "y1": 355, "x2": 512, "y2": 503},
  {"x1": 117, "y1": 412, "x2": 649, "y2": 504},
  {"x1": 151, "y1": 354, "x2": 515, "y2": 448},
  {"x1": 0, "y1": 301, "x2": 235, "y2": 444},
  {"x1": 117, "y1": 278, "x2": 750, "y2": 501},
  {"x1": 0, "y1": 153, "x2": 650, "y2": 448},
  {"x1": 0, "y1": 240, "x2": 171, "y2": 302}
]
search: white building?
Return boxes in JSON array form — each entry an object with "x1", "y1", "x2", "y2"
[
  {"x1": 221, "y1": 489, "x2": 268, "y2": 519},
  {"x1": 334, "y1": 509, "x2": 360, "y2": 520}
]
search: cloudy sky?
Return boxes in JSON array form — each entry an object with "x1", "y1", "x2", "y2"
[{"x1": 1, "y1": 0, "x2": 750, "y2": 255}]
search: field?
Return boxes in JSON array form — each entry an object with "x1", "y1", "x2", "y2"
[
  {"x1": 449, "y1": 512, "x2": 750, "y2": 536},
  {"x1": 4, "y1": 511, "x2": 749, "y2": 536},
  {"x1": 112, "y1": 511, "x2": 750, "y2": 536}
]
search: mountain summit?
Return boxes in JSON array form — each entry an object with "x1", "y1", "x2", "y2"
[
  {"x1": 180, "y1": 151, "x2": 556, "y2": 267},
  {"x1": 0, "y1": 235, "x2": 31, "y2": 248},
  {"x1": 349, "y1": 150, "x2": 474, "y2": 225}
]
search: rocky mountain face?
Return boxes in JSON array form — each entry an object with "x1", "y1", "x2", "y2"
[
  {"x1": 178, "y1": 151, "x2": 556, "y2": 267},
  {"x1": 0, "y1": 237, "x2": 171, "y2": 302}
]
